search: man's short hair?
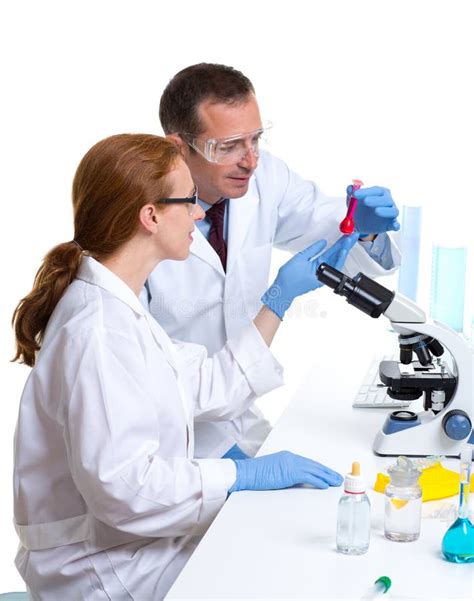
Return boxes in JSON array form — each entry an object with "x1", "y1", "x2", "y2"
[{"x1": 159, "y1": 63, "x2": 255, "y2": 136}]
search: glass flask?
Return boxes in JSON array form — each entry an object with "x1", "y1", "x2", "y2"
[{"x1": 442, "y1": 445, "x2": 474, "y2": 563}]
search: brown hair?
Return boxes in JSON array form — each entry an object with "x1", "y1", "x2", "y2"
[
  {"x1": 159, "y1": 63, "x2": 255, "y2": 135},
  {"x1": 12, "y1": 134, "x2": 180, "y2": 367}
]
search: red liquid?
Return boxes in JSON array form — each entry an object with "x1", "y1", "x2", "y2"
[
  {"x1": 340, "y1": 198, "x2": 357, "y2": 233},
  {"x1": 340, "y1": 181, "x2": 362, "y2": 235}
]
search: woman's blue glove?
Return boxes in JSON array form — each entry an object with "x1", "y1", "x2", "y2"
[
  {"x1": 349, "y1": 185, "x2": 400, "y2": 236},
  {"x1": 228, "y1": 450, "x2": 343, "y2": 492},
  {"x1": 261, "y1": 234, "x2": 358, "y2": 320}
]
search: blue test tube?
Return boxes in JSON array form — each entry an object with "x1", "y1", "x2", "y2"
[
  {"x1": 430, "y1": 245, "x2": 467, "y2": 332},
  {"x1": 397, "y1": 206, "x2": 422, "y2": 302}
]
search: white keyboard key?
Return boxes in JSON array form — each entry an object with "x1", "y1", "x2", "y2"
[
  {"x1": 366, "y1": 393, "x2": 377, "y2": 404},
  {"x1": 352, "y1": 354, "x2": 411, "y2": 409}
]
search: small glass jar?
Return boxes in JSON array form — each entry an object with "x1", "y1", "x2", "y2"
[{"x1": 384, "y1": 457, "x2": 422, "y2": 542}]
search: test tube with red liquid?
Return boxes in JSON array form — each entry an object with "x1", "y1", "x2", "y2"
[{"x1": 340, "y1": 179, "x2": 363, "y2": 234}]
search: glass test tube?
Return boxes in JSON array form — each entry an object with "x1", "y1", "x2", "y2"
[
  {"x1": 430, "y1": 245, "x2": 467, "y2": 332},
  {"x1": 397, "y1": 206, "x2": 422, "y2": 302}
]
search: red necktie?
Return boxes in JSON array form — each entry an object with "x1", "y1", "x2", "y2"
[{"x1": 206, "y1": 201, "x2": 227, "y2": 271}]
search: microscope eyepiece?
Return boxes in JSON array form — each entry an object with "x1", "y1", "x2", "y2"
[{"x1": 317, "y1": 263, "x2": 395, "y2": 318}]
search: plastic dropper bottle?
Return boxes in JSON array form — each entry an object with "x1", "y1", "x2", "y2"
[{"x1": 336, "y1": 461, "x2": 371, "y2": 555}]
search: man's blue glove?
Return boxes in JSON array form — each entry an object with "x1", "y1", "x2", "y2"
[
  {"x1": 349, "y1": 185, "x2": 400, "y2": 236},
  {"x1": 228, "y1": 450, "x2": 343, "y2": 493},
  {"x1": 261, "y1": 234, "x2": 358, "y2": 320},
  {"x1": 222, "y1": 444, "x2": 250, "y2": 460}
]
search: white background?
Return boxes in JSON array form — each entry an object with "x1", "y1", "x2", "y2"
[{"x1": 1, "y1": 0, "x2": 473, "y2": 592}]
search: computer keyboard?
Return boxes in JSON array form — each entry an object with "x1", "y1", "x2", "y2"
[{"x1": 352, "y1": 354, "x2": 410, "y2": 409}]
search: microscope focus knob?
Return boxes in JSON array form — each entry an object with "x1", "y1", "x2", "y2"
[{"x1": 442, "y1": 410, "x2": 472, "y2": 441}]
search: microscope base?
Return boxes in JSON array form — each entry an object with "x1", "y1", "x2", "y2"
[{"x1": 373, "y1": 423, "x2": 469, "y2": 457}]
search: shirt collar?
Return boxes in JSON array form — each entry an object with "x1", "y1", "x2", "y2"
[
  {"x1": 76, "y1": 255, "x2": 146, "y2": 317},
  {"x1": 198, "y1": 197, "x2": 227, "y2": 213}
]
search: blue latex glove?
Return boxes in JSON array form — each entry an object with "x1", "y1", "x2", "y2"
[
  {"x1": 228, "y1": 450, "x2": 343, "y2": 493},
  {"x1": 222, "y1": 444, "x2": 250, "y2": 460},
  {"x1": 261, "y1": 234, "x2": 358, "y2": 320},
  {"x1": 348, "y1": 185, "x2": 400, "y2": 236}
]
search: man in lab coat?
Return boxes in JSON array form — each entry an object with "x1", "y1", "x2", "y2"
[{"x1": 145, "y1": 63, "x2": 401, "y2": 459}]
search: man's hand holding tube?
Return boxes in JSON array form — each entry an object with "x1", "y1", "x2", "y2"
[{"x1": 350, "y1": 185, "x2": 400, "y2": 238}]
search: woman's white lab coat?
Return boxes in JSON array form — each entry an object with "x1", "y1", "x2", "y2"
[
  {"x1": 13, "y1": 256, "x2": 283, "y2": 600},
  {"x1": 145, "y1": 150, "x2": 401, "y2": 458}
]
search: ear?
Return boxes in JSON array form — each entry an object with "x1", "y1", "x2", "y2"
[
  {"x1": 167, "y1": 133, "x2": 188, "y2": 157},
  {"x1": 139, "y1": 204, "x2": 160, "y2": 233}
]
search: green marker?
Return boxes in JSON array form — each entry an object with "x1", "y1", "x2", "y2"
[{"x1": 360, "y1": 576, "x2": 392, "y2": 600}]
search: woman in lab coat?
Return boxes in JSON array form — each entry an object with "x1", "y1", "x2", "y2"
[{"x1": 12, "y1": 134, "x2": 356, "y2": 600}]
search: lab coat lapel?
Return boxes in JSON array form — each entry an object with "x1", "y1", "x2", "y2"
[
  {"x1": 143, "y1": 313, "x2": 193, "y2": 426},
  {"x1": 143, "y1": 313, "x2": 179, "y2": 373},
  {"x1": 190, "y1": 225, "x2": 225, "y2": 276},
  {"x1": 226, "y1": 177, "x2": 259, "y2": 272},
  {"x1": 142, "y1": 311, "x2": 195, "y2": 439}
]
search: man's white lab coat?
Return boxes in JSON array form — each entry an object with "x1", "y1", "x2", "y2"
[
  {"x1": 13, "y1": 256, "x2": 283, "y2": 600},
  {"x1": 146, "y1": 151, "x2": 401, "y2": 457}
]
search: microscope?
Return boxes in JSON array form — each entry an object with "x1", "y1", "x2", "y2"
[{"x1": 317, "y1": 263, "x2": 474, "y2": 457}]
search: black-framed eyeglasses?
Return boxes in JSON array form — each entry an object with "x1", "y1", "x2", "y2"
[{"x1": 156, "y1": 186, "x2": 198, "y2": 215}]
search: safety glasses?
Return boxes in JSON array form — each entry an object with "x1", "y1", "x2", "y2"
[
  {"x1": 156, "y1": 185, "x2": 198, "y2": 215},
  {"x1": 181, "y1": 124, "x2": 272, "y2": 165}
]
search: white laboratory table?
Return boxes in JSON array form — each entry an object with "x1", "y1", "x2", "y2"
[{"x1": 167, "y1": 304, "x2": 474, "y2": 601}]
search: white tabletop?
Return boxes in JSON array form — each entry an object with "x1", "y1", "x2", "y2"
[{"x1": 168, "y1": 306, "x2": 474, "y2": 600}]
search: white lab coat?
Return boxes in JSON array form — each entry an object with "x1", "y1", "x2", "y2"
[
  {"x1": 146, "y1": 150, "x2": 401, "y2": 457},
  {"x1": 13, "y1": 256, "x2": 283, "y2": 600}
]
